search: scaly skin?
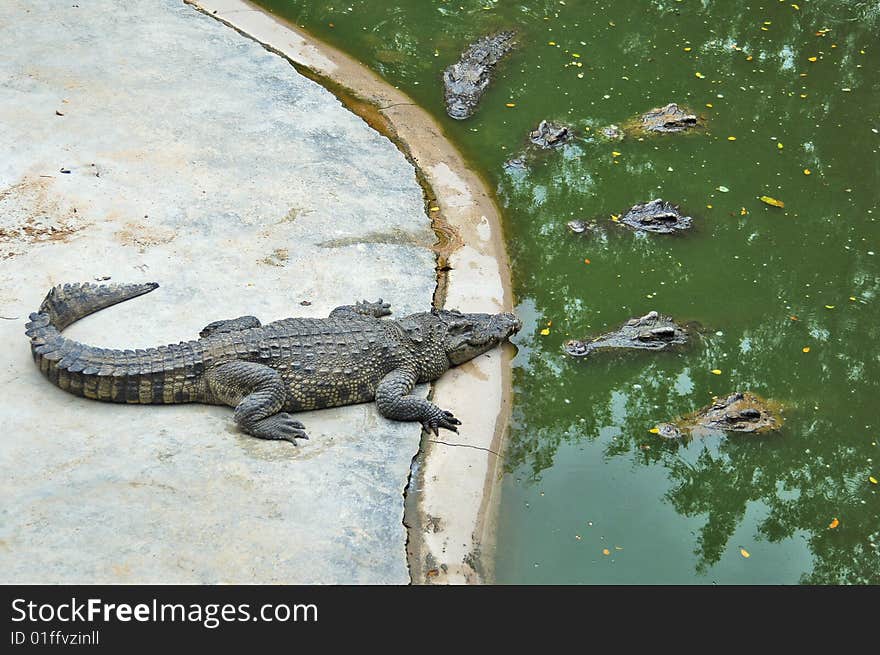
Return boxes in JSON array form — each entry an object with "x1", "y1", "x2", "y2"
[
  {"x1": 564, "y1": 311, "x2": 689, "y2": 358},
  {"x1": 25, "y1": 283, "x2": 521, "y2": 444},
  {"x1": 443, "y1": 31, "x2": 516, "y2": 120}
]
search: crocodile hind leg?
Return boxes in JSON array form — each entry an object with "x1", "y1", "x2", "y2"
[
  {"x1": 375, "y1": 367, "x2": 461, "y2": 435},
  {"x1": 329, "y1": 299, "x2": 392, "y2": 319},
  {"x1": 204, "y1": 360, "x2": 308, "y2": 444}
]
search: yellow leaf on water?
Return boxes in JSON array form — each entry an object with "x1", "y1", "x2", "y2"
[
  {"x1": 777, "y1": 142, "x2": 784, "y2": 149},
  {"x1": 760, "y1": 195, "x2": 785, "y2": 208},
  {"x1": 602, "y1": 548, "x2": 610, "y2": 556},
  {"x1": 802, "y1": 347, "x2": 810, "y2": 353},
  {"x1": 804, "y1": 169, "x2": 811, "y2": 175},
  {"x1": 740, "y1": 207, "x2": 748, "y2": 215},
  {"x1": 539, "y1": 328, "x2": 550, "y2": 336},
  {"x1": 808, "y1": 56, "x2": 818, "y2": 62},
  {"x1": 706, "y1": 103, "x2": 713, "y2": 108},
  {"x1": 695, "y1": 72, "x2": 705, "y2": 79},
  {"x1": 828, "y1": 518, "x2": 840, "y2": 529},
  {"x1": 727, "y1": 136, "x2": 737, "y2": 141},
  {"x1": 869, "y1": 476, "x2": 878, "y2": 485},
  {"x1": 740, "y1": 548, "x2": 750, "y2": 558},
  {"x1": 711, "y1": 369, "x2": 722, "y2": 375},
  {"x1": 683, "y1": 47, "x2": 692, "y2": 52},
  {"x1": 612, "y1": 151, "x2": 622, "y2": 157},
  {"x1": 648, "y1": 427, "x2": 660, "y2": 434},
  {"x1": 825, "y1": 305, "x2": 835, "y2": 309},
  {"x1": 505, "y1": 103, "x2": 516, "y2": 108}
]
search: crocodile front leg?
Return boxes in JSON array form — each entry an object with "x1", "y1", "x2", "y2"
[
  {"x1": 204, "y1": 360, "x2": 308, "y2": 444},
  {"x1": 329, "y1": 299, "x2": 392, "y2": 320},
  {"x1": 375, "y1": 367, "x2": 461, "y2": 435}
]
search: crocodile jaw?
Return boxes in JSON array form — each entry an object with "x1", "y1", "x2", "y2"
[{"x1": 445, "y1": 312, "x2": 521, "y2": 365}]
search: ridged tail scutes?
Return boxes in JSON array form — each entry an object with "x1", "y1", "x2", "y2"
[
  {"x1": 35, "y1": 281, "x2": 159, "y2": 332},
  {"x1": 25, "y1": 282, "x2": 205, "y2": 404}
]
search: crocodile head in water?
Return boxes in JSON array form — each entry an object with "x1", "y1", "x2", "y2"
[
  {"x1": 564, "y1": 311, "x2": 689, "y2": 357},
  {"x1": 655, "y1": 391, "x2": 783, "y2": 440},
  {"x1": 432, "y1": 309, "x2": 522, "y2": 365}
]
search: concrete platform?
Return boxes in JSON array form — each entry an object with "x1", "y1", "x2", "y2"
[{"x1": 0, "y1": 0, "x2": 436, "y2": 583}]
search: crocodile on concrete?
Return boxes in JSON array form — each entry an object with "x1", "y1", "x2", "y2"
[
  {"x1": 443, "y1": 31, "x2": 516, "y2": 120},
  {"x1": 564, "y1": 311, "x2": 689, "y2": 357},
  {"x1": 25, "y1": 282, "x2": 522, "y2": 443}
]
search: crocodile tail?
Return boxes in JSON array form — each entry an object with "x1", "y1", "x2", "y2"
[
  {"x1": 36, "y1": 281, "x2": 159, "y2": 331},
  {"x1": 25, "y1": 282, "x2": 205, "y2": 404}
]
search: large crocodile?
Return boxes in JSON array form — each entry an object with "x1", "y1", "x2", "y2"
[
  {"x1": 25, "y1": 282, "x2": 521, "y2": 443},
  {"x1": 564, "y1": 311, "x2": 689, "y2": 357},
  {"x1": 443, "y1": 31, "x2": 516, "y2": 120}
]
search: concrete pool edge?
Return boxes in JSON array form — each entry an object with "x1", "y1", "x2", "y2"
[{"x1": 187, "y1": 0, "x2": 515, "y2": 583}]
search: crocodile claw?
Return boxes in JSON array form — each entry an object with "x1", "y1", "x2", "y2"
[
  {"x1": 423, "y1": 409, "x2": 461, "y2": 435},
  {"x1": 250, "y1": 413, "x2": 310, "y2": 444}
]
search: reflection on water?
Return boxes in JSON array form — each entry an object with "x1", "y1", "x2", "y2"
[{"x1": 257, "y1": 0, "x2": 879, "y2": 583}]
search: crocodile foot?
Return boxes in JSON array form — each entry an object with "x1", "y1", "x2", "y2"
[
  {"x1": 422, "y1": 408, "x2": 462, "y2": 435},
  {"x1": 356, "y1": 298, "x2": 392, "y2": 318},
  {"x1": 247, "y1": 413, "x2": 310, "y2": 444}
]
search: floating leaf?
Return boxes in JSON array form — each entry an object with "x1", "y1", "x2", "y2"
[
  {"x1": 648, "y1": 427, "x2": 660, "y2": 434},
  {"x1": 711, "y1": 369, "x2": 722, "y2": 375},
  {"x1": 808, "y1": 56, "x2": 818, "y2": 62},
  {"x1": 825, "y1": 305, "x2": 835, "y2": 309},
  {"x1": 740, "y1": 207, "x2": 748, "y2": 215},
  {"x1": 804, "y1": 168, "x2": 811, "y2": 175},
  {"x1": 760, "y1": 195, "x2": 785, "y2": 208},
  {"x1": 505, "y1": 102, "x2": 516, "y2": 108},
  {"x1": 717, "y1": 185, "x2": 730, "y2": 193},
  {"x1": 539, "y1": 328, "x2": 550, "y2": 336},
  {"x1": 429, "y1": 206, "x2": 440, "y2": 212},
  {"x1": 869, "y1": 476, "x2": 878, "y2": 485},
  {"x1": 695, "y1": 72, "x2": 705, "y2": 78},
  {"x1": 727, "y1": 136, "x2": 737, "y2": 141},
  {"x1": 612, "y1": 151, "x2": 622, "y2": 157},
  {"x1": 584, "y1": 258, "x2": 591, "y2": 264},
  {"x1": 828, "y1": 518, "x2": 840, "y2": 529},
  {"x1": 740, "y1": 548, "x2": 750, "y2": 558},
  {"x1": 802, "y1": 347, "x2": 811, "y2": 353},
  {"x1": 602, "y1": 548, "x2": 610, "y2": 556}
]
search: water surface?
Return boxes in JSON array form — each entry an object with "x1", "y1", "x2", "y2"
[{"x1": 256, "y1": 0, "x2": 880, "y2": 583}]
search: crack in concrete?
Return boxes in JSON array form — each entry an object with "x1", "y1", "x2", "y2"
[{"x1": 428, "y1": 439, "x2": 503, "y2": 458}]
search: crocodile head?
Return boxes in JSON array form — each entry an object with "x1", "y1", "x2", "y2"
[{"x1": 436, "y1": 309, "x2": 522, "y2": 365}]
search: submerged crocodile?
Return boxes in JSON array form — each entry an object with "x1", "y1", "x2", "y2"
[
  {"x1": 25, "y1": 283, "x2": 521, "y2": 443},
  {"x1": 639, "y1": 103, "x2": 699, "y2": 133},
  {"x1": 619, "y1": 199, "x2": 693, "y2": 234},
  {"x1": 529, "y1": 120, "x2": 571, "y2": 148},
  {"x1": 566, "y1": 200, "x2": 693, "y2": 236},
  {"x1": 443, "y1": 31, "x2": 516, "y2": 120},
  {"x1": 564, "y1": 311, "x2": 688, "y2": 357},
  {"x1": 654, "y1": 392, "x2": 783, "y2": 439}
]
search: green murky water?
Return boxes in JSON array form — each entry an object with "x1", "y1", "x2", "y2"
[{"x1": 255, "y1": 0, "x2": 880, "y2": 583}]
